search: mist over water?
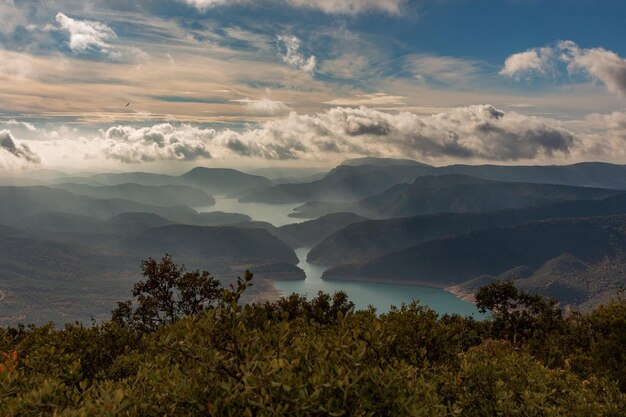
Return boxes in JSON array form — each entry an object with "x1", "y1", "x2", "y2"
[
  {"x1": 201, "y1": 198, "x2": 306, "y2": 227},
  {"x1": 201, "y1": 198, "x2": 481, "y2": 316}
]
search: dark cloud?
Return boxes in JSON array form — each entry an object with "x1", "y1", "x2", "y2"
[{"x1": 0, "y1": 129, "x2": 41, "y2": 164}]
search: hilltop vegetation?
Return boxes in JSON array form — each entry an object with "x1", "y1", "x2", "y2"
[{"x1": 0, "y1": 270, "x2": 625, "y2": 416}]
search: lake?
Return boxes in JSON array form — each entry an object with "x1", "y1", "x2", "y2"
[{"x1": 199, "y1": 198, "x2": 482, "y2": 316}]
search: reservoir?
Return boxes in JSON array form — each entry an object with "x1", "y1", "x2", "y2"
[{"x1": 200, "y1": 198, "x2": 482, "y2": 316}]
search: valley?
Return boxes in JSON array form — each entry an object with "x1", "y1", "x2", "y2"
[{"x1": 1, "y1": 158, "x2": 625, "y2": 325}]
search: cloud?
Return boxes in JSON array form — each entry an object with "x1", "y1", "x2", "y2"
[
  {"x1": 559, "y1": 41, "x2": 626, "y2": 97},
  {"x1": 0, "y1": 130, "x2": 41, "y2": 166},
  {"x1": 231, "y1": 97, "x2": 290, "y2": 114},
  {"x1": 500, "y1": 47, "x2": 555, "y2": 79},
  {"x1": 0, "y1": 0, "x2": 27, "y2": 35},
  {"x1": 87, "y1": 105, "x2": 578, "y2": 163},
  {"x1": 320, "y1": 54, "x2": 372, "y2": 79},
  {"x1": 276, "y1": 35, "x2": 317, "y2": 74},
  {"x1": 408, "y1": 55, "x2": 484, "y2": 85},
  {"x1": 179, "y1": 0, "x2": 404, "y2": 14},
  {"x1": 324, "y1": 93, "x2": 405, "y2": 107},
  {"x1": 55, "y1": 13, "x2": 117, "y2": 56},
  {"x1": 3, "y1": 120, "x2": 37, "y2": 132},
  {"x1": 100, "y1": 124, "x2": 212, "y2": 163},
  {"x1": 285, "y1": 0, "x2": 404, "y2": 15},
  {"x1": 501, "y1": 41, "x2": 626, "y2": 95}
]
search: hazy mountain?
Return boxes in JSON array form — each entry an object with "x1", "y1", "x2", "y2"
[
  {"x1": 90, "y1": 172, "x2": 177, "y2": 187},
  {"x1": 87, "y1": 167, "x2": 272, "y2": 197},
  {"x1": 53, "y1": 183, "x2": 215, "y2": 207},
  {"x1": 107, "y1": 212, "x2": 176, "y2": 234},
  {"x1": 13, "y1": 169, "x2": 69, "y2": 181},
  {"x1": 241, "y1": 161, "x2": 626, "y2": 205},
  {"x1": 0, "y1": 223, "x2": 24, "y2": 238},
  {"x1": 322, "y1": 215, "x2": 626, "y2": 294},
  {"x1": 14, "y1": 212, "x2": 111, "y2": 235},
  {"x1": 356, "y1": 175, "x2": 619, "y2": 218},
  {"x1": 0, "y1": 176, "x2": 45, "y2": 186},
  {"x1": 49, "y1": 176, "x2": 105, "y2": 186},
  {"x1": 0, "y1": 221, "x2": 301, "y2": 324},
  {"x1": 241, "y1": 164, "x2": 434, "y2": 203},
  {"x1": 245, "y1": 167, "x2": 328, "y2": 182},
  {"x1": 179, "y1": 167, "x2": 272, "y2": 196},
  {"x1": 274, "y1": 212, "x2": 369, "y2": 248},
  {"x1": 0, "y1": 186, "x2": 200, "y2": 225},
  {"x1": 0, "y1": 234, "x2": 137, "y2": 324},
  {"x1": 341, "y1": 157, "x2": 430, "y2": 167},
  {"x1": 124, "y1": 225, "x2": 298, "y2": 263},
  {"x1": 437, "y1": 162, "x2": 626, "y2": 189},
  {"x1": 292, "y1": 175, "x2": 619, "y2": 219},
  {"x1": 309, "y1": 193, "x2": 626, "y2": 266},
  {"x1": 448, "y1": 252, "x2": 626, "y2": 309},
  {"x1": 194, "y1": 211, "x2": 252, "y2": 226}
]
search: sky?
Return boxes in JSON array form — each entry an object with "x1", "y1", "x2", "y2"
[{"x1": 1, "y1": 0, "x2": 626, "y2": 172}]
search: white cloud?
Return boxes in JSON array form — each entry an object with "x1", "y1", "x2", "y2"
[
  {"x1": 55, "y1": 13, "x2": 117, "y2": 56},
  {"x1": 324, "y1": 93, "x2": 405, "y2": 107},
  {"x1": 0, "y1": 130, "x2": 41, "y2": 168},
  {"x1": 500, "y1": 47, "x2": 554, "y2": 79},
  {"x1": 502, "y1": 41, "x2": 626, "y2": 96},
  {"x1": 276, "y1": 35, "x2": 317, "y2": 74},
  {"x1": 231, "y1": 97, "x2": 290, "y2": 114},
  {"x1": 180, "y1": 0, "x2": 233, "y2": 9},
  {"x1": 409, "y1": 55, "x2": 484, "y2": 85},
  {"x1": 179, "y1": 0, "x2": 404, "y2": 14},
  {"x1": 320, "y1": 54, "x2": 372, "y2": 79},
  {"x1": 86, "y1": 105, "x2": 577, "y2": 163},
  {"x1": 3, "y1": 119, "x2": 37, "y2": 132},
  {"x1": 559, "y1": 41, "x2": 626, "y2": 97},
  {"x1": 20, "y1": 106, "x2": 626, "y2": 167},
  {"x1": 286, "y1": 0, "x2": 404, "y2": 15},
  {"x1": 100, "y1": 123, "x2": 212, "y2": 163},
  {"x1": 0, "y1": 0, "x2": 27, "y2": 35}
]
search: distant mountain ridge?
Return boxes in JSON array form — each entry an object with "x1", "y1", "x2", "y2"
[
  {"x1": 89, "y1": 167, "x2": 272, "y2": 197},
  {"x1": 292, "y1": 174, "x2": 620, "y2": 219},
  {"x1": 309, "y1": 192, "x2": 626, "y2": 265},
  {"x1": 241, "y1": 159, "x2": 626, "y2": 204},
  {"x1": 53, "y1": 183, "x2": 215, "y2": 207},
  {"x1": 274, "y1": 212, "x2": 369, "y2": 248},
  {"x1": 323, "y1": 214, "x2": 626, "y2": 283},
  {"x1": 340, "y1": 157, "x2": 431, "y2": 167},
  {"x1": 241, "y1": 164, "x2": 435, "y2": 203}
]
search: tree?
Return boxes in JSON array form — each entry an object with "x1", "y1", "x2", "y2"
[
  {"x1": 475, "y1": 281, "x2": 563, "y2": 344},
  {"x1": 112, "y1": 254, "x2": 223, "y2": 332}
]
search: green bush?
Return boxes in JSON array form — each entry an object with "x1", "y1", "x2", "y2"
[{"x1": 1, "y1": 269, "x2": 625, "y2": 416}]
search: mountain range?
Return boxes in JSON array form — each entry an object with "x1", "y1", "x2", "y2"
[
  {"x1": 322, "y1": 215, "x2": 626, "y2": 308},
  {"x1": 241, "y1": 160, "x2": 626, "y2": 205}
]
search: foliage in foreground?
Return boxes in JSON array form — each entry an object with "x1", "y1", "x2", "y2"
[{"x1": 1, "y1": 267, "x2": 625, "y2": 415}]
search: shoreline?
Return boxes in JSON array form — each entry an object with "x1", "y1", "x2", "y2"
[
  {"x1": 321, "y1": 274, "x2": 450, "y2": 289},
  {"x1": 444, "y1": 285, "x2": 477, "y2": 304},
  {"x1": 265, "y1": 273, "x2": 480, "y2": 306}
]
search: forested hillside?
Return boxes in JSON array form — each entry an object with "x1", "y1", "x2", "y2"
[{"x1": 0, "y1": 271, "x2": 624, "y2": 416}]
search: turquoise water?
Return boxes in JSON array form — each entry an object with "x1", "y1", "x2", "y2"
[
  {"x1": 276, "y1": 248, "x2": 481, "y2": 316},
  {"x1": 198, "y1": 198, "x2": 305, "y2": 227},
  {"x1": 199, "y1": 199, "x2": 481, "y2": 316}
]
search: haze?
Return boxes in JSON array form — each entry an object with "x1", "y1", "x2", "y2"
[{"x1": 1, "y1": 0, "x2": 626, "y2": 325}]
